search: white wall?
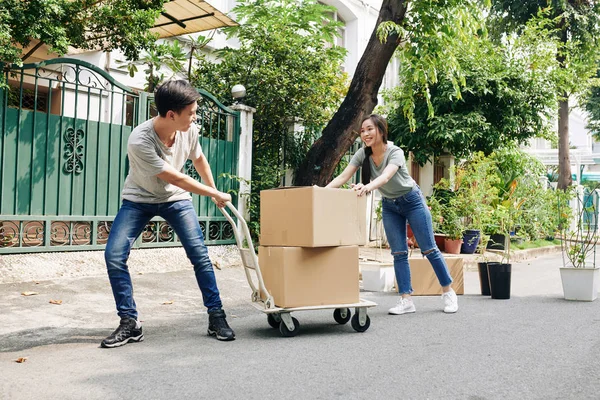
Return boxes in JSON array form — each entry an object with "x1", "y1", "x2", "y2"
[{"x1": 525, "y1": 108, "x2": 595, "y2": 152}]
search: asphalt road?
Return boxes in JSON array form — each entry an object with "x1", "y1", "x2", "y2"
[{"x1": 1, "y1": 252, "x2": 600, "y2": 400}]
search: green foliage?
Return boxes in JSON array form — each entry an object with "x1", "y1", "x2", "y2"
[
  {"x1": 517, "y1": 181, "x2": 559, "y2": 240},
  {"x1": 559, "y1": 186, "x2": 598, "y2": 268},
  {"x1": 451, "y1": 152, "x2": 500, "y2": 230},
  {"x1": 585, "y1": 62, "x2": 600, "y2": 140},
  {"x1": 490, "y1": 1, "x2": 600, "y2": 77},
  {"x1": 117, "y1": 40, "x2": 190, "y2": 92},
  {"x1": 489, "y1": 1, "x2": 600, "y2": 188},
  {"x1": 429, "y1": 149, "x2": 570, "y2": 260},
  {"x1": 190, "y1": 0, "x2": 348, "y2": 237},
  {"x1": 427, "y1": 195, "x2": 444, "y2": 233},
  {"x1": 377, "y1": 0, "x2": 490, "y2": 132},
  {"x1": 386, "y1": 26, "x2": 556, "y2": 165},
  {"x1": 489, "y1": 146, "x2": 545, "y2": 200},
  {"x1": 439, "y1": 205, "x2": 464, "y2": 241},
  {"x1": 511, "y1": 238, "x2": 560, "y2": 250},
  {"x1": 0, "y1": 0, "x2": 164, "y2": 72},
  {"x1": 520, "y1": 6, "x2": 600, "y2": 101}
]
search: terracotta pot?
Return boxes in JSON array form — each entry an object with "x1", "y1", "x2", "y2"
[
  {"x1": 444, "y1": 238, "x2": 463, "y2": 254},
  {"x1": 434, "y1": 233, "x2": 446, "y2": 251},
  {"x1": 407, "y1": 224, "x2": 418, "y2": 248}
]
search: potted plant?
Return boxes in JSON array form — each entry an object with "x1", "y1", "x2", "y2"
[
  {"x1": 559, "y1": 186, "x2": 599, "y2": 301},
  {"x1": 486, "y1": 179, "x2": 526, "y2": 300},
  {"x1": 450, "y1": 154, "x2": 498, "y2": 254},
  {"x1": 427, "y1": 194, "x2": 445, "y2": 251},
  {"x1": 440, "y1": 205, "x2": 464, "y2": 255},
  {"x1": 476, "y1": 234, "x2": 499, "y2": 296},
  {"x1": 476, "y1": 207, "x2": 499, "y2": 296}
]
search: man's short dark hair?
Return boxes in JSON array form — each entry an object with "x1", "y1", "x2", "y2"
[{"x1": 154, "y1": 80, "x2": 201, "y2": 117}]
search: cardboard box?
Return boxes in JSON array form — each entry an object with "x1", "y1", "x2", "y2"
[
  {"x1": 396, "y1": 257, "x2": 464, "y2": 295},
  {"x1": 260, "y1": 186, "x2": 367, "y2": 247},
  {"x1": 258, "y1": 246, "x2": 359, "y2": 308}
]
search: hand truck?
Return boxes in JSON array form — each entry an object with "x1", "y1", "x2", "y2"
[{"x1": 219, "y1": 202, "x2": 376, "y2": 337}]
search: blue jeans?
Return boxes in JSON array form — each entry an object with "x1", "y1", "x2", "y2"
[
  {"x1": 382, "y1": 186, "x2": 453, "y2": 295},
  {"x1": 105, "y1": 199, "x2": 223, "y2": 319}
]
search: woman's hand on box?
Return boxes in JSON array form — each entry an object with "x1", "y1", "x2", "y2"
[{"x1": 351, "y1": 183, "x2": 372, "y2": 196}]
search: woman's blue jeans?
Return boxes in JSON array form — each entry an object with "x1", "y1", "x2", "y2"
[
  {"x1": 105, "y1": 199, "x2": 223, "y2": 319},
  {"x1": 381, "y1": 186, "x2": 453, "y2": 295}
]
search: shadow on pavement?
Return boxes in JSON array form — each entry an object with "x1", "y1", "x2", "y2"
[{"x1": 0, "y1": 327, "x2": 107, "y2": 353}]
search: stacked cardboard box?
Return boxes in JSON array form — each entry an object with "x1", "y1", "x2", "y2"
[
  {"x1": 259, "y1": 187, "x2": 367, "y2": 307},
  {"x1": 396, "y1": 256, "x2": 464, "y2": 295}
]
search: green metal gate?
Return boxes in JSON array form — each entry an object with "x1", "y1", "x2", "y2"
[{"x1": 0, "y1": 58, "x2": 239, "y2": 254}]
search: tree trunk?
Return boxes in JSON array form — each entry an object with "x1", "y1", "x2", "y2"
[
  {"x1": 558, "y1": 95, "x2": 572, "y2": 190},
  {"x1": 557, "y1": 16, "x2": 572, "y2": 191},
  {"x1": 294, "y1": 0, "x2": 408, "y2": 186}
]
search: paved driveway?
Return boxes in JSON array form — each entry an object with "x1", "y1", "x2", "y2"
[{"x1": 1, "y1": 251, "x2": 599, "y2": 400}]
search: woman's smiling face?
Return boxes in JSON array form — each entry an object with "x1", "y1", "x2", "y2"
[{"x1": 360, "y1": 118, "x2": 382, "y2": 147}]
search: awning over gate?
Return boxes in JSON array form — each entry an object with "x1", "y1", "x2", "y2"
[
  {"x1": 19, "y1": 0, "x2": 237, "y2": 63},
  {"x1": 152, "y1": 0, "x2": 238, "y2": 38}
]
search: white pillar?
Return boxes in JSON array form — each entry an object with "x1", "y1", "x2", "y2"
[
  {"x1": 420, "y1": 160, "x2": 435, "y2": 197},
  {"x1": 439, "y1": 155, "x2": 456, "y2": 188},
  {"x1": 231, "y1": 104, "x2": 256, "y2": 227}
]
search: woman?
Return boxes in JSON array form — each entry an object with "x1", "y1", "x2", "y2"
[{"x1": 326, "y1": 114, "x2": 458, "y2": 314}]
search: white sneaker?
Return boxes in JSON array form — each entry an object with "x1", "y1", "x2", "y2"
[
  {"x1": 388, "y1": 297, "x2": 416, "y2": 315},
  {"x1": 442, "y1": 289, "x2": 458, "y2": 313}
]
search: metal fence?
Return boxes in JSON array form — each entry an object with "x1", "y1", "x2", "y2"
[{"x1": 0, "y1": 58, "x2": 239, "y2": 253}]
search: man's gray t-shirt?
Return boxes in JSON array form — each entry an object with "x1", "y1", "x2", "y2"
[
  {"x1": 122, "y1": 119, "x2": 203, "y2": 203},
  {"x1": 349, "y1": 144, "x2": 415, "y2": 199}
]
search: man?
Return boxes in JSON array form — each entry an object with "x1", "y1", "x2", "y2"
[{"x1": 101, "y1": 80, "x2": 235, "y2": 348}]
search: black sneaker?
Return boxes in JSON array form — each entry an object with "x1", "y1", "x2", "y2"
[
  {"x1": 101, "y1": 317, "x2": 144, "y2": 348},
  {"x1": 207, "y1": 309, "x2": 235, "y2": 341}
]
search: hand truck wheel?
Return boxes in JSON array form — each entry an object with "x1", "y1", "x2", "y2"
[
  {"x1": 267, "y1": 313, "x2": 281, "y2": 329},
  {"x1": 333, "y1": 308, "x2": 351, "y2": 324},
  {"x1": 279, "y1": 316, "x2": 300, "y2": 337},
  {"x1": 351, "y1": 313, "x2": 371, "y2": 333}
]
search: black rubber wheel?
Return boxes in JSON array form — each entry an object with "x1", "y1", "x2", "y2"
[
  {"x1": 267, "y1": 314, "x2": 281, "y2": 329},
  {"x1": 351, "y1": 313, "x2": 371, "y2": 332},
  {"x1": 279, "y1": 316, "x2": 300, "y2": 337},
  {"x1": 333, "y1": 308, "x2": 351, "y2": 324}
]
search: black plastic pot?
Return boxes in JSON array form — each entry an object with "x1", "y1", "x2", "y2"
[
  {"x1": 488, "y1": 263, "x2": 511, "y2": 299},
  {"x1": 477, "y1": 262, "x2": 499, "y2": 296},
  {"x1": 510, "y1": 236, "x2": 524, "y2": 245},
  {"x1": 486, "y1": 233, "x2": 506, "y2": 250},
  {"x1": 461, "y1": 229, "x2": 481, "y2": 254}
]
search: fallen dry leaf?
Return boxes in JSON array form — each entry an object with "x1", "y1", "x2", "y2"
[
  {"x1": 162, "y1": 300, "x2": 174, "y2": 305},
  {"x1": 49, "y1": 299, "x2": 63, "y2": 305},
  {"x1": 15, "y1": 357, "x2": 27, "y2": 363},
  {"x1": 137, "y1": 272, "x2": 143, "y2": 275},
  {"x1": 213, "y1": 260, "x2": 221, "y2": 270},
  {"x1": 21, "y1": 291, "x2": 39, "y2": 296}
]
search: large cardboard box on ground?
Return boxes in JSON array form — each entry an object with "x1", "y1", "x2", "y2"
[
  {"x1": 258, "y1": 246, "x2": 359, "y2": 308},
  {"x1": 260, "y1": 186, "x2": 367, "y2": 247},
  {"x1": 396, "y1": 257, "x2": 464, "y2": 295}
]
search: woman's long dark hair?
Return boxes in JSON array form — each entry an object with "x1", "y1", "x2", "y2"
[{"x1": 361, "y1": 114, "x2": 388, "y2": 184}]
